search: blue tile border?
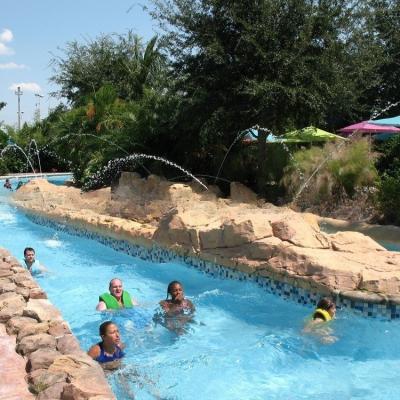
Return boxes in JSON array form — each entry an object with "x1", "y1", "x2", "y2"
[{"x1": 25, "y1": 212, "x2": 399, "y2": 320}]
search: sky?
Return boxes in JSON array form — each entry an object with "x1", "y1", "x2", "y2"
[{"x1": 0, "y1": 0, "x2": 156, "y2": 128}]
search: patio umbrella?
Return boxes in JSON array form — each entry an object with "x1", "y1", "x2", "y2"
[
  {"x1": 368, "y1": 115, "x2": 400, "y2": 127},
  {"x1": 242, "y1": 130, "x2": 288, "y2": 143},
  {"x1": 283, "y1": 126, "x2": 346, "y2": 143},
  {"x1": 339, "y1": 121, "x2": 400, "y2": 135}
]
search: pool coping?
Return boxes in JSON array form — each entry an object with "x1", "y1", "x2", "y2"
[
  {"x1": 21, "y1": 208, "x2": 400, "y2": 320},
  {"x1": 0, "y1": 248, "x2": 115, "y2": 399}
]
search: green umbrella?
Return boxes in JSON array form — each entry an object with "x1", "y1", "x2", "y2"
[{"x1": 283, "y1": 126, "x2": 346, "y2": 143}]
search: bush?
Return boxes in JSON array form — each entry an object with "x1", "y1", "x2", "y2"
[
  {"x1": 376, "y1": 135, "x2": 400, "y2": 224},
  {"x1": 282, "y1": 138, "x2": 378, "y2": 208},
  {"x1": 378, "y1": 172, "x2": 400, "y2": 224}
]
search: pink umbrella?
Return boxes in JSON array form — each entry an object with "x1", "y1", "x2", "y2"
[{"x1": 339, "y1": 121, "x2": 400, "y2": 135}]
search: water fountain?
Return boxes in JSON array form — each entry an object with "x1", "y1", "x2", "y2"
[
  {"x1": 0, "y1": 142, "x2": 37, "y2": 176},
  {"x1": 83, "y1": 153, "x2": 209, "y2": 191},
  {"x1": 214, "y1": 124, "x2": 305, "y2": 190},
  {"x1": 26, "y1": 139, "x2": 43, "y2": 176},
  {"x1": 40, "y1": 132, "x2": 151, "y2": 175}
]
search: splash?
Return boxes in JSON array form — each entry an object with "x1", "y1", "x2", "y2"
[
  {"x1": 1, "y1": 144, "x2": 37, "y2": 175},
  {"x1": 26, "y1": 139, "x2": 43, "y2": 176},
  {"x1": 83, "y1": 153, "x2": 208, "y2": 191}
]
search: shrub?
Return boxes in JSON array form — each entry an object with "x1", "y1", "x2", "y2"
[
  {"x1": 282, "y1": 138, "x2": 378, "y2": 207},
  {"x1": 376, "y1": 135, "x2": 400, "y2": 224},
  {"x1": 378, "y1": 172, "x2": 400, "y2": 224}
]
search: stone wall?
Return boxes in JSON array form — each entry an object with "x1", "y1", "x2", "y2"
[
  {"x1": 0, "y1": 248, "x2": 115, "y2": 400},
  {"x1": 11, "y1": 175, "x2": 400, "y2": 312}
]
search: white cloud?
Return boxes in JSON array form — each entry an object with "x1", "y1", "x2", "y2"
[
  {"x1": 0, "y1": 29, "x2": 13, "y2": 43},
  {"x1": 0, "y1": 28, "x2": 14, "y2": 55},
  {"x1": 0, "y1": 42, "x2": 14, "y2": 55},
  {"x1": 0, "y1": 62, "x2": 27, "y2": 70},
  {"x1": 9, "y1": 82, "x2": 41, "y2": 92}
]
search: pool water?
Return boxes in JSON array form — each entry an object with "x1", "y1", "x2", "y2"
[{"x1": 1, "y1": 179, "x2": 400, "y2": 399}]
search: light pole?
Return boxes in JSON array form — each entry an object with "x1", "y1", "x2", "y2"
[
  {"x1": 15, "y1": 86, "x2": 23, "y2": 130},
  {"x1": 34, "y1": 93, "x2": 44, "y2": 122}
]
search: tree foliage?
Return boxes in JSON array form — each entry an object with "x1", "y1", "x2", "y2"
[
  {"x1": 50, "y1": 32, "x2": 166, "y2": 105},
  {"x1": 149, "y1": 0, "x2": 382, "y2": 193}
]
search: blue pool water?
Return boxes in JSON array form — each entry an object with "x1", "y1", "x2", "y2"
[{"x1": 1, "y1": 179, "x2": 400, "y2": 399}]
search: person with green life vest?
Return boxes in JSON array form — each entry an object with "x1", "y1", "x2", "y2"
[{"x1": 96, "y1": 278, "x2": 137, "y2": 311}]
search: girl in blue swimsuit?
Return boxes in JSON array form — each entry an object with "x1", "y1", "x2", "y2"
[{"x1": 88, "y1": 321, "x2": 125, "y2": 365}]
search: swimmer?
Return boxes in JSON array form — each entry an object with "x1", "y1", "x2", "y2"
[
  {"x1": 96, "y1": 278, "x2": 137, "y2": 311},
  {"x1": 3, "y1": 178, "x2": 12, "y2": 190},
  {"x1": 88, "y1": 321, "x2": 125, "y2": 369},
  {"x1": 312, "y1": 297, "x2": 336, "y2": 323},
  {"x1": 303, "y1": 297, "x2": 337, "y2": 343},
  {"x1": 157, "y1": 281, "x2": 195, "y2": 334},
  {"x1": 160, "y1": 281, "x2": 195, "y2": 316},
  {"x1": 22, "y1": 247, "x2": 47, "y2": 274}
]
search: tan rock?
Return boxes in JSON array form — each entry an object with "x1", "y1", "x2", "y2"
[
  {"x1": 0, "y1": 328, "x2": 35, "y2": 399},
  {"x1": 12, "y1": 271, "x2": 33, "y2": 284},
  {"x1": 330, "y1": 231, "x2": 386, "y2": 253},
  {"x1": 0, "y1": 269, "x2": 13, "y2": 278},
  {"x1": 62, "y1": 368, "x2": 115, "y2": 400},
  {"x1": 0, "y1": 293, "x2": 26, "y2": 322},
  {"x1": 29, "y1": 287, "x2": 48, "y2": 299},
  {"x1": 30, "y1": 368, "x2": 67, "y2": 385},
  {"x1": 17, "y1": 333, "x2": 57, "y2": 355},
  {"x1": 48, "y1": 320, "x2": 72, "y2": 337},
  {"x1": 56, "y1": 334, "x2": 82, "y2": 355},
  {"x1": 23, "y1": 299, "x2": 63, "y2": 322},
  {"x1": 18, "y1": 322, "x2": 50, "y2": 341},
  {"x1": 36, "y1": 382, "x2": 67, "y2": 400},
  {"x1": 230, "y1": 182, "x2": 258, "y2": 203},
  {"x1": 27, "y1": 348, "x2": 62, "y2": 371},
  {"x1": 16, "y1": 286, "x2": 31, "y2": 298},
  {"x1": 271, "y1": 214, "x2": 330, "y2": 249},
  {"x1": 48, "y1": 354, "x2": 99, "y2": 378},
  {"x1": 0, "y1": 279, "x2": 16, "y2": 294},
  {"x1": 6, "y1": 315, "x2": 38, "y2": 335}
]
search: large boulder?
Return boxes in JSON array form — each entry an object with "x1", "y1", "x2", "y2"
[
  {"x1": 17, "y1": 333, "x2": 57, "y2": 355},
  {"x1": 230, "y1": 182, "x2": 258, "y2": 204},
  {"x1": 329, "y1": 231, "x2": 386, "y2": 253},
  {"x1": 23, "y1": 299, "x2": 63, "y2": 322},
  {"x1": 27, "y1": 348, "x2": 62, "y2": 371},
  {"x1": 271, "y1": 214, "x2": 330, "y2": 249},
  {"x1": 0, "y1": 293, "x2": 26, "y2": 322},
  {"x1": 6, "y1": 315, "x2": 38, "y2": 335}
]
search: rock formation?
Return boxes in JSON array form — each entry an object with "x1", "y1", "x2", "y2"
[{"x1": 12, "y1": 173, "x2": 400, "y2": 304}]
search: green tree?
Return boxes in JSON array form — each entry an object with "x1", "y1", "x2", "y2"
[
  {"x1": 50, "y1": 32, "x2": 166, "y2": 105},
  {"x1": 150, "y1": 0, "x2": 380, "y2": 195}
]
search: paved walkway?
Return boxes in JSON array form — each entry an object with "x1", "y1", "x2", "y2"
[{"x1": 0, "y1": 324, "x2": 34, "y2": 400}]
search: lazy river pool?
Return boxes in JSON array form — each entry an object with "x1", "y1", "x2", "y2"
[{"x1": 1, "y1": 177, "x2": 400, "y2": 399}]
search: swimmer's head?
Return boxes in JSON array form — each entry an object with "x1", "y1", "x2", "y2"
[
  {"x1": 316, "y1": 297, "x2": 336, "y2": 318},
  {"x1": 166, "y1": 280, "x2": 184, "y2": 301},
  {"x1": 99, "y1": 321, "x2": 120, "y2": 345},
  {"x1": 109, "y1": 278, "x2": 123, "y2": 299},
  {"x1": 23, "y1": 247, "x2": 36, "y2": 264}
]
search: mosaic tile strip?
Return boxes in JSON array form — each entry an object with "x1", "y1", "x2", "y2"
[{"x1": 25, "y1": 212, "x2": 399, "y2": 320}]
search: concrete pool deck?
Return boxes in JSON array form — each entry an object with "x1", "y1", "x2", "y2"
[{"x1": 11, "y1": 174, "x2": 400, "y2": 313}]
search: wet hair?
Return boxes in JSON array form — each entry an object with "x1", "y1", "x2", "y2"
[
  {"x1": 166, "y1": 280, "x2": 182, "y2": 299},
  {"x1": 24, "y1": 247, "x2": 35, "y2": 256},
  {"x1": 99, "y1": 321, "x2": 115, "y2": 336},
  {"x1": 109, "y1": 278, "x2": 122, "y2": 290},
  {"x1": 316, "y1": 297, "x2": 335, "y2": 311}
]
